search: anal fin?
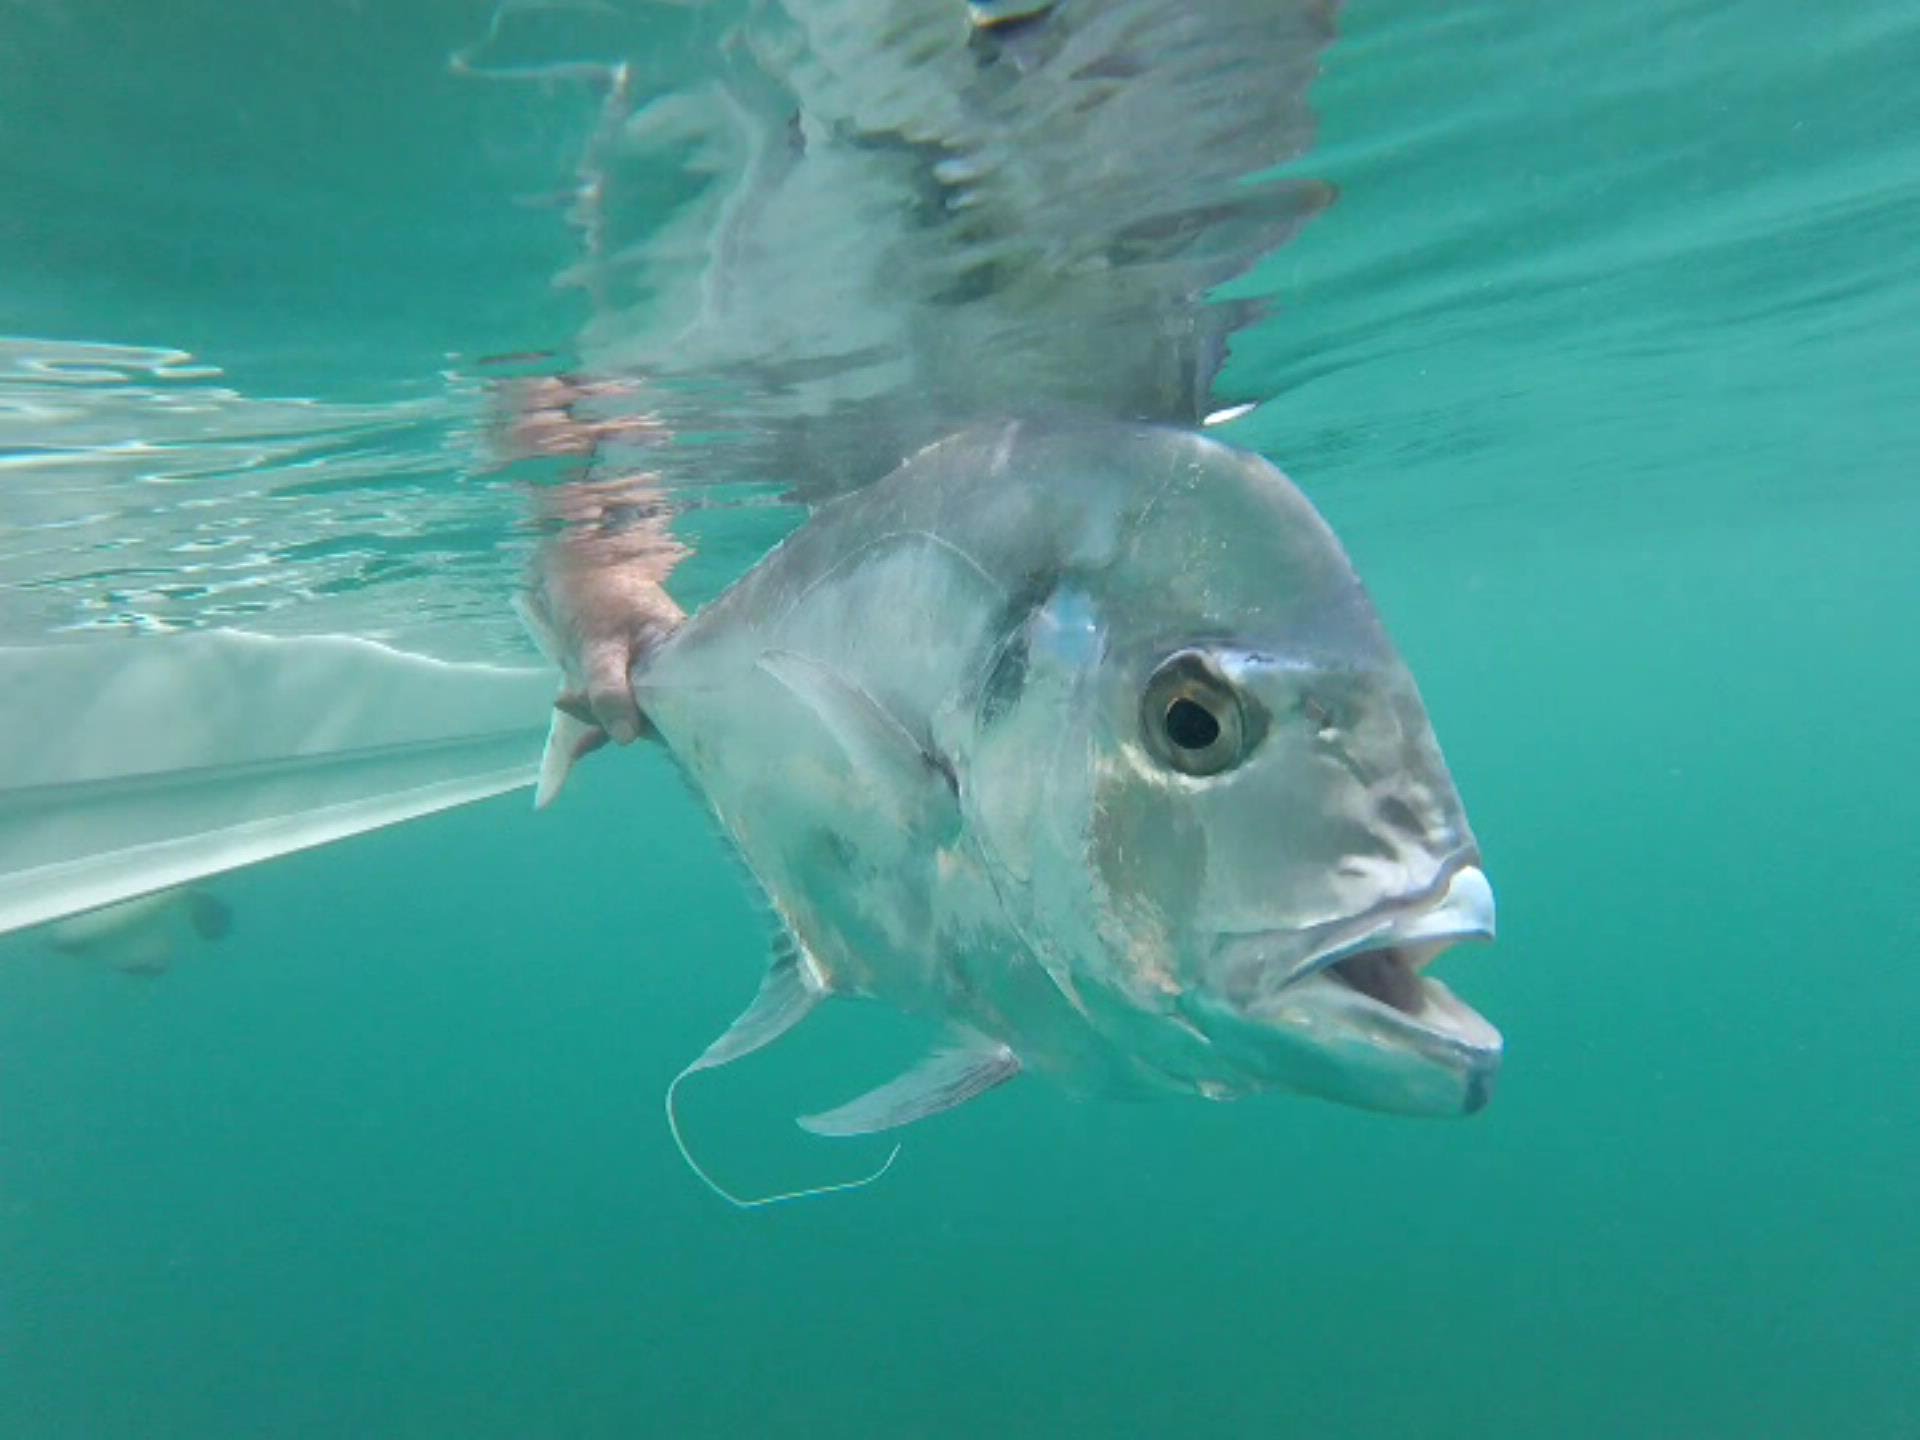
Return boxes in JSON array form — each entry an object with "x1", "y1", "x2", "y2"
[{"x1": 798, "y1": 1035, "x2": 1021, "y2": 1138}]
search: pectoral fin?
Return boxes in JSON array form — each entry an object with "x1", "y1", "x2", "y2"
[
  {"x1": 757, "y1": 649, "x2": 959, "y2": 832},
  {"x1": 798, "y1": 1035, "x2": 1021, "y2": 1137}
]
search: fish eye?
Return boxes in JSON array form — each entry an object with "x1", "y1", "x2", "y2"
[
  {"x1": 1142, "y1": 652, "x2": 1249, "y2": 777},
  {"x1": 1165, "y1": 697, "x2": 1220, "y2": 750}
]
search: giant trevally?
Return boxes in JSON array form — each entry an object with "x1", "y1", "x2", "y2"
[{"x1": 522, "y1": 419, "x2": 1496, "y2": 1205}]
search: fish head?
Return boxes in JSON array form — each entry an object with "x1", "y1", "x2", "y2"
[{"x1": 961, "y1": 428, "x2": 1498, "y2": 1116}]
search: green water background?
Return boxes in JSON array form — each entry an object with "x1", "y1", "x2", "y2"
[{"x1": 2, "y1": 1, "x2": 1917, "y2": 1435}]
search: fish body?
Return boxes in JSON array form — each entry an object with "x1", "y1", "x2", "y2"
[
  {"x1": 634, "y1": 420, "x2": 1498, "y2": 1135},
  {"x1": 46, "y1": 887, "x2": 232, "y2": 976}
]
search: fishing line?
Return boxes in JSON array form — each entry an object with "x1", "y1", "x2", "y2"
[{"x1": 663, "y1": 1067, "x2": 901, "y2": 1211}]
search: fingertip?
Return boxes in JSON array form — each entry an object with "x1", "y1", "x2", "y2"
[{"x1": 593, "y1": 694, "x2": 642, "y2": 745}]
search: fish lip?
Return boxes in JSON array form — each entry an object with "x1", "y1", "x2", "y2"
[
  {"x1": 1299, "y1": 861, "x2": 1495, "y2": 985},
  {"x1": 1215, "y1": 848, "x2": 1489, "y2": 983}
]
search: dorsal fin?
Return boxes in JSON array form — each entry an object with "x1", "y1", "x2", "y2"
[
  {"x1": 798, "y1": 1033, "x2": 1021, "y2": 1137},
  {"x1": 664, "y1": 936, "x2": 901, "y2": 1209}
]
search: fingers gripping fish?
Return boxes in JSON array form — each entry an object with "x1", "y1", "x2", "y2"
[{"x1": 524, "y1": 420, "x2": 1500, "y2": 1206}]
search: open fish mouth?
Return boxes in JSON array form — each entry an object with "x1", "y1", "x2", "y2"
[
  {"x1": 1207, "y1": 863, "x2": 1502, "y2": 1114},
  {"x1": 1313, "y1": 867, "x2": 1505, "y2": 1059},
  {"x1": 1312, "y1": 935, "x2": 1500, "y2": 1055},
  {"x1": 1306, "y1": 865, "x2": 1499, "y2": 1055}
]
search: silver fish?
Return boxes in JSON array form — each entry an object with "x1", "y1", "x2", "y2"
[{"x1": 608, "y1": 419, "x2": 1496, "y2": 1203}]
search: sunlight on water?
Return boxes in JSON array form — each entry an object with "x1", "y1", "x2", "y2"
[{"x1": 0, "y1": 336, "x2": 532, "y2": 653}]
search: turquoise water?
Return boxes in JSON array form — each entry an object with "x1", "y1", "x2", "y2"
[{"x1": 3, "y1": 2, "x2": 1918, "y2": 1436}]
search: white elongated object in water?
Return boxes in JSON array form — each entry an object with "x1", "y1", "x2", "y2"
[{"x1": 0, "y1": 631, "x2": 553, "y2": 938}]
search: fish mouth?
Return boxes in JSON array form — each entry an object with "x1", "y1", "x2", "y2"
[
  {"x1": 1304, "y1": 865, "x2": 1499, "y2": 1058},
  {"x1": 1209, "y1": 863, "x2": 1501, "y2": 1114}
]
